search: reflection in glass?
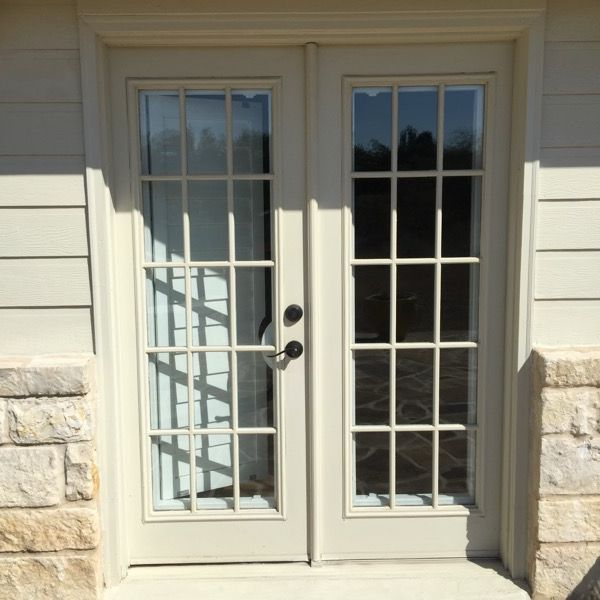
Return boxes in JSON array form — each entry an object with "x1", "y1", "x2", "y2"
[
  {"x1": 139, "y1": 91, "x2": 181, "y2": 175},
  {"x1": 146, "y1": 268, "x2": 186, "y2": 347},
  {"x1": 353, "y1": 179, "x2": 391, "y2": 259},
  {"x1": 397, "y1": 86, "x2": 438, "y2": 171},
  {"x1": 149, "y1": 352, "x2": 188, "y2": 430},
  {"x1": 396, "y1": 265, "x2": 434, "y2": 342},
  {"x1": 353, "y1": 351, "x2": 390, "y2": 426},
  {"x1": 442, "y1": 177, "x2": 482, "y2": 257},
  {"x1": 444, "y1": 85, "x2": 484, "y2": 170},
  {"x1": 232, "y1": 91, "x2": 271, "y2": 174},
  {"x1": 193, "y1": 352, "x2": 231, "y2": 429},
  {"x1": 439, "y1": 430, "x2": 476, "y2": 505},
  {"x1": 234, "y1": 181, "x2": 271, "y2": 261},
  {"x1": 354, "y1": 266, "x2": 390, "y2": 343},
  {"x1": 395, "y1": 432, "x2": 432, "y2": 506},
  {"x1": 236, "y1": 268, "x2": 272, "y2": 346},
  {"x1": 188, "y1": 181, "x2": 228, "y2": 261},
  {"x1": 353, "y1": 88, "x2": 392, "y2": 172},
  {"x1": 190, "y1": 267, "x2": 230, "y2": 346},
  {"x1": 195, "y1": 434, "x2": 234, "y2": 509},
  {"x1": 143, "y1": 181, "x2": 183, "y2": 262},
  {"x1": 354, "y1": 432, "x2": 389, "y2": 506},
  {"x1": 396, "y1": 349, "x2": 433, "y2": 425},
  {"x1": 440, "y1": 264, "x2": 479, "y2": 342},
  {"x1": 239, "y1": 434, "x2": 276, "y2": 509},
  {"x1": 186, "y1": 91, "x2": 227, "y2": 174},
  {"x1": 152, "y1": 435, "x2": 190, "y2": 511},
  {"x1": 397, "y1": 178, "x2": 436, "y2": 258},
  {"x1": 439, "y1": 349, "x2": 477, "y2": 425},
  {"x1": 237, "y1": 353, "x2": 273, "y2": 427}
]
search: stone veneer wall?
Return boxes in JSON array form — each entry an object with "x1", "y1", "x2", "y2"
[
  {"x1": 0, "y1": 355, "x2": 100, "y2": 599},
  {"x1": 529, "y1": 348, "x2": 600, "y2": 600}
]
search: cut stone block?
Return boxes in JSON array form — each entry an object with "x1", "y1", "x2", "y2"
[
  {"x1": 535, "y1": 348, "x2": 600, "y2": 388},
  {"x1": 540, "y1": 387, "x2": 600, "y2": 436},
  {"x1": 65, "y1": 442, "x2": 97, "y2": 501},
  {"x1": 538, "y1": 497, "x2": 600, "y2": 543}
]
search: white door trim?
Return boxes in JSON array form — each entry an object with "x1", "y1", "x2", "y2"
[{"x1": 78, "y1": 3, "x2": 545, "y2": 586}]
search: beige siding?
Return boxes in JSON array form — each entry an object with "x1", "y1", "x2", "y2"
[
  {"x1": 533, "y1": 1, "x2": 600, "y2": 346},
  {"x1": 0, "y1": 0, "x2": 92, "y2": 353}
]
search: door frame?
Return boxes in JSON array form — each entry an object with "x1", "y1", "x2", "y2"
[{"x1": 78, "y1": 3, "x2": 545, "y2": 586}]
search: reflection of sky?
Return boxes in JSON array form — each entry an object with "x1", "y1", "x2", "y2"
[
  {"x1": 444, "y1": 87, "x2": 483, "y2": 141},
  {"x1": 398, "y1": 88, "x2": 437, "y2": 138},
  {"x1": 186, "y1": 93, "x2": 227, "y2": 140},
  {"x1": 353, "y1": 89, "x2": 391, "y2": 149}
]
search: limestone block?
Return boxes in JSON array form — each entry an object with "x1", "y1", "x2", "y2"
[
  {"x1": 0, "y1": 555, "x2": 100, "y2": 600},
  {"x1": 534, "y1": 543, "x2": 600, "y2": 600},
  {"x1": 535, "y1": 348, "x2": 600, "y2": 388},
  {"x1": 540, "y1": 436, "x2": 600, "y2": 495},
  {"x1": 0, "y1": 507, "x2": 99, "y2": 552},
  {"x1": 0, "y1": 446, "x2": 61, "y2": 507},
  {"x1": 65, "y1": 442, "x2": 97, "y2": 501},
  {"x1": 8, "y1": 396, "x2": 93, "y2": 444},
  {"x1": 538, "y1": 497, "x2": 600, "y2": 543},
  {"x1": 0, "y1": 355, "x2": 93, "y2": 397},
  {"x1": 541, "y1": 387, "x2": 600, "y2": 436},
  {"x1": 0, "y1": 400, "x2": 7, "y2": 444}
]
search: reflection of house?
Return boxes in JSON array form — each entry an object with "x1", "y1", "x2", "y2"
[{"x1": 0, "y1": 2, "x2": 599, "y2": 599}]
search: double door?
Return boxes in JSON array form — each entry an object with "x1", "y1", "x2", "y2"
[{"x1": 109, "y1": 42, "x2": 512, "y2": 564}]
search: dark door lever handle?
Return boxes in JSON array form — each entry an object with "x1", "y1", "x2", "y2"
[{"x1": 267, "y1": 340, "x2": 303, "y2": 359}]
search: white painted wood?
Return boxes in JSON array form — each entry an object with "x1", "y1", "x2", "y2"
[
  {"x1": 0, "y1": 104, "x2": 84, "y2": 156},
  {"x1": 0, "y1": 307, "x2": 93, "y2": 354},
  {"x1": 535, "y1": 251, "x2": 600, "y2": 299},
  {"x1": 0, "y1": 50, "x2": 81, "y2": 102},
  {"x1": 0, "y1": 156, "x2": 86, "y2": 206},
  {"x1": 545, "y1": 0, "x2": 600, "y2": 43},
  {"x1": 0, "y1": 257, "x2": 91, "y2": 307},
  {"x1": 0, "y1": 208, "x2": 88, "y2": 257},
  {"x1": 541, "y1": 95, "x2": 600, "y2": 148},
  {"x1": 533, "y1": 300, "x2": 600, "y2": 345},
  {"x1": 539, "y1": 148, "x2": 600, "y2": 200},
  {"x1": 537, "y1": 200, "x2": 600, "y2": 250},
  {"x1": 544, "y1": 42, "x2": 600, "y2": 95}
]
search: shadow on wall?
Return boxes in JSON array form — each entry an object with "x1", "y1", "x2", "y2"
[{"x1": 568, "y1": 558, "x2": 600, "y2": 600}]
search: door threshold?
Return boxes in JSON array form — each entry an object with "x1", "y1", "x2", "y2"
[{"x1": 105, "y1": 560, "x2": 530, "y2": 599}]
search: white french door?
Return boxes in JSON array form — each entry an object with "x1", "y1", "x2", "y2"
[{"x1": 109, "y1": 42, "x2": 512, "y2": 564}]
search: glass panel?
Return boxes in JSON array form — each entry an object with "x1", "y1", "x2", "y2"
[
  {"x1": 353, "y1": 87, "x2": 392, "y2": 172},
  {"x1": 395, "y1": 432, "x2": 433, "y2": 506},
  {"x1": 188, "y1": 181, "x2": 228, "y2": 261},
  {"x1": 237, "y1": 352, "x2": 273, "y2": 428},
  {"x1": 232, "y1": 90, "x2": 271, "y2": 174},
  {"x1": 234, "y1": 180, "x2": 271, "y2": 261},
  {"x1": 353, "y1": 178, "x2": 391, "y2": 259},
  {"x1": 236, "y1": 268, "x2": 272, "y2": 346},
  {"x1": 396, "y1": 265, "x2": 434, "y2": 342},
  {"x1": 190, "y1": 267, "x2": 230, "y2": 346},
  {"x1": 439, "y1": 430, "x2": 476, "y2": 505},
  {"x1": 443, "y1": 85, "x2": 484, "y2": 170},
  {"x1": 396, "y1": 349, "x2": 433, "y2": 425},
  {"x1": 143, "y1": 182, "x2": 183, "y2": 262},
  {"x1": 195, "y1": 434, "x2": 234, "y2": 509},
  {"x1": 151, "y1": 435, "x2": 190, "y2": 511},
  {"x1": 185, "y1": 91, "x2": 227, "y2": 174},
  {"x1": 353, "y1": 350, "x2": 390, "y2": 426},
  {"x1": 442, "y1": 177, "x2": 482, "y2": 257},
  {"x1": 354, "y1": 432, "x2": 389, "y2": 507},
  {"x1": 192, "y1": 352, "x2": 232, "y2": 429},
  {"x1": 146, "y1": 268, "x2": 186, "y2": 347},
  {"x1": 239, "y1": 434, "x2": 276, "y2": 509},
  {"x1": 397, "y1": 178, "x2": 436, "y2": 258},
  {"x1": 440, "y1": 264, "x2": 479, "y2": 342},
  {"x1": 139, "y1": 91, "x2": 181, "y2": 175},
  {"x1": 354, "y1": 266, "x2": 390, "y2": 343},
  {"x1": 149, "y1": 352, "x2": 188, "y2": 430},
  {"x1": 439, "y1": 348, "x2": 478, "y2": 425},
  {"x1": 397, "y1": 86, "x2": 438, "y2": 171}
]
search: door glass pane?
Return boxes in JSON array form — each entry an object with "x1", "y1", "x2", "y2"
[
  {"x1": 193, "y1": 352, "x2": 232, "y2": 429},
  {"x1": 353, "y1": 350, "x2": 390, "y2": 426},
  {"x1": 139, "y1": 91, "x2": 181, "y2": 175},
  {"x1": 354, "y1": 266, "x2": 390, "y2": 343},
  {"x1": 353, "y1": 178, "x2": 391, "y2": 259},
  {"x1": 439, "y1": 430, "x2": 476, "y2": 505},
  {"x1": 396, "y1": 264, "x2": 434, "y2": 342},
  {"x1": 440, "y1": 264, "x2": 479, "y2": 342},
  {"x1": 191, "y1": 267, "x2": 230, "y2": 346},
  {"x1": 232, "y1": 90, "x2": 271, "y2": 174},
  {"x1": 439, "y1": 348, "x2": 478, "y2": 425},
  {"x1": 151, "y1": 435, "x2": 190, "y2": 511},
  {"x1": 239, "y1": 434, "x2": 276, "y2": 509},
  {"x1": 397, "y1": 86, "x2": 438, "y2": 171},
  {"x1": 235, "y1": 268, "x2": 272, "y2": 346},
  {"x1": 237, "y1": 352, "x2": 273, "y2": 428},
  {"x1": 186, "y1": 91, "x2": 227, "y2": 174},
  {"x1": 189, "y1": 181, "x2": 228, "y2": 261},
  {"x1": 149, "y1": 352, "x2": 188, "y2": 430},
  {"x1": 195, "y1": 434, "x2": 234, "y2": 509},
  {"x1": 395, "y1": 432, "x2": 432, "y2": 506},
  {"x1": 234, "y1": 180, "x2": 271, "y2": 261},
  {"x1": 396, "y1": 349, "x2": 433, "y2": 425},
  {"x1": 143, "y1": 181, "x2": 183, "y2": 262},
  {"x1": 397, "y1": 178, "x2": 436, "y2": 258},
  {"x1": 146, "y1": 268, "x2": 186, "y2": 348},
  {"x1": 442, "y1": 177, "x2": 482, "y2": 257},
  {"x1": 354, "y1": 432, "x2": 389, "y2": 507},
  {"x1": 353, "y1": 88, "x2": 392, "y2": 171}
]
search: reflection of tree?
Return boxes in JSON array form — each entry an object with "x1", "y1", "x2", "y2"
[
  {"x1": 187, "y1": 127, "x2": 226, "y2": 171},
  {"x1": 443, "y1": 128, "x2": 481, "y2": 170},
  {"x1": 397, "y1": 126, "x2": 436, "y2": 170},
  {"x1": 233, "y1": 129, "x2": 270, "y2": 172},
  {"x1": 354, "y1": 139, "x2": 391, "y2": 171},
  {"x1": 149, "y1": 129, "x2": 180, "y2": 171}
]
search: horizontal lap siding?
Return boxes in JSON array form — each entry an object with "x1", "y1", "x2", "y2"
[
  {"x1": 0, "y1": 0, "x2": 93, "y2": 353},
  {"x1": 534, "y1": 1, "x2": 600, "y2": 346}
]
